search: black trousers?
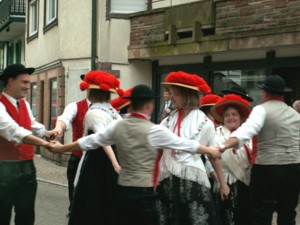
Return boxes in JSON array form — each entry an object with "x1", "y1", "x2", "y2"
[
  {"x1": 117, "y1": 186, "x2": 159, "y2": 225},
  {"x1": 0, "y1": 160, "x2": 37, "y2": 225},
  {"x1": 66, "y1": 154, "x2": 81, "y2": 211},
  {"x1": 250, "y1": 163, "x2": 300, "y2": 225}
]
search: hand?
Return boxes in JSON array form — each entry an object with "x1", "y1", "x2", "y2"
[
  {"x1": 44, "y1": 130, "x2": 56, "y2": 141},
  {"x1": 207, "y1": 146, "x2": 222, "y2": 159},
  {"x1": 50, "y1": 127, "x2": 64, "y2": 140},
  {"x1": 113, "y1": 163, "x2": 122, "y2": 174},
  {"x1": 164, "y1": 108, "x2": 171, "y2": 114},
  {"x1": 46, "y1": 141, "x2": 64, "y2": 153},
  {"x1": 219, "y1": 183, "x2": 230, "y2": 201}
]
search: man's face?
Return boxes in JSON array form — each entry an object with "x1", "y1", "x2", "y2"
[
  {"x1": 7, "y1": 74, "x2": 31, "y2": 99},
  {"x1": 163, "y1": 91, "x2": 171, "y2": 101}
]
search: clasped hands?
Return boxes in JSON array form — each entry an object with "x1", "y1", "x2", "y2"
[{"x1": 45, "y1": 141, "x2": 65, "y2": 153}]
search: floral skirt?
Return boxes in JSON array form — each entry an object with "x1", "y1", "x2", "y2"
[
  {"x1": 215, "y1": 180, "x2": 250, "y2": 225},
  {"x1": 157, "y1": 175, "x2": 221, "y2": 225}
]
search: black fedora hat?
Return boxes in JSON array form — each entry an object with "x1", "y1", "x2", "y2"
[
  {"x1": 222, "y1": 86, "x2": 253, "y2": 102},
  {"x1": 256, "y1": 75, "x2": 292, "y2": 94},
  {"x1": 123, "y1": 84, "x2": 159, "y2": 99},
  {"x1": 0, "y1": 64, "x2": 35, "y2": 81}
]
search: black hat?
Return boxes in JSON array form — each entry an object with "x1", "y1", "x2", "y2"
[
  {"x1": 222, "y1": 86, "x2": 253, "y2": 102},
  {"x1": 256, "y1": 75, "x2": 292, "y2": 94},
  {"x1": 0, "y1": 64, "x2": 35, "y2": 81},
  {"x1": 123, "y1": 84, "x2": 159, "y2": 99}
]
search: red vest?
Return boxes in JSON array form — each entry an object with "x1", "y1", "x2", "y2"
[
  {"x1": 0, "y1": 94, "x2": 34, "y2": 161},
  {"x1": 71, "y1": 99, "x2": 88, "y2": 158}
]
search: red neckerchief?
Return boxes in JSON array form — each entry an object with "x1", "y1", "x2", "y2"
[
  {"x1": 130, "y1": 112, "x2": 149, "y2": 120},
  {"x1": 130, "y1": 112, "x2": 162, "y2": 189}
]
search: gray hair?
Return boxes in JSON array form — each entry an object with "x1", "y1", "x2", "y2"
[{"x1": 293, "y1": 100, "x2": 300, "y2": 109}]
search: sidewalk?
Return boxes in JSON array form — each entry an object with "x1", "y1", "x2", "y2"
[{"x1": 34, "y1": 154, "x2": 68, "y2": 187}]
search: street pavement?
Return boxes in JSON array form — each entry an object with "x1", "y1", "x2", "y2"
[
  {"x1": 33, "y1": 154, "x2": 300, "y2": 225},
  {"x1": 35, "y1": 154, "x2": 68, "y2": 187}
]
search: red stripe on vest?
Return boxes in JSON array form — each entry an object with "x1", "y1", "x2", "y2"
[
  {"x1": 0, "y1": 94, "x2": 34, "y2": 160},
  {"x1": 71, "y1": 99, "x2": 89, "y2": 158}
]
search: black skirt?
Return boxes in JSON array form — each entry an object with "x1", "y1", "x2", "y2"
[{"x1": 68, "y1": 147, "x2": 119, "y2": 225}]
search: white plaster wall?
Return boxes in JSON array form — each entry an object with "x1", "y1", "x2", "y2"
[
  {"x1": 112, "y1": 60, "x2": 152, "y2": 90},
  {"x1": 26, "y1": 0, "x2": 91, "y2": 67}
]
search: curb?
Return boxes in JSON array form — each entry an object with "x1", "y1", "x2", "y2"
[{"x1": 37, "y1": 178, "x2": 68, "y2": 188}]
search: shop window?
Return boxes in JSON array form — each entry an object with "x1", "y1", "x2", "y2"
[
  {"x1": 49, "y1": 79, "x2": 57, "y2": 129},
  {"x1": 30, "y1": 83, "x2": 37, "y2": 117},
  {"x1": 213, "y1": 69, "x2": 266, "y2": 106}
]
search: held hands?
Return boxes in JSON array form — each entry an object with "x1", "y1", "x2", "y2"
[
  {"x1": 44, "y1": 130, "x2": 58, "y2": 141},
  {"x1": 45, "y1": 141, "x2": 64, "y2": 153}
]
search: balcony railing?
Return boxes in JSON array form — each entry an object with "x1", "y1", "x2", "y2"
[{"x1": 0, "y1": 0, "x2": 25, "y2": 31}]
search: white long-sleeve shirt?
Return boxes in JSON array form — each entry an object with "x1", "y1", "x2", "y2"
[
  {"x1": 0, "y1": 92, "x2": 45, "y2": 143},
  {"x1": 56, "y1": 99, "x2": 90, "y2": 130},
  {"x1": 231, "y1": 105, "x2": 266, "y2": 148},
  {"x1": 78, "y1": 119, "x2": 200, "y2": 153}
]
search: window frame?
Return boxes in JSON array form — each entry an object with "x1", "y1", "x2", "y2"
[
  {"x1": 27, "y1": 0, "x2": 39, "y2": 42},
  {"x1": 43, "y1": 0, "x2": 58, "y2": 33}
]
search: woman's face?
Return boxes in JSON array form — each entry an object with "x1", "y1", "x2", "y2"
[
  {"x1": 223, "y1": 106, "x2": 243, "y2": 131},
  {"x1": 169, "y1": 87, "x2": 183, "y2": 109}
]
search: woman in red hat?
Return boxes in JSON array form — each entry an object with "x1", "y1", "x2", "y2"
[
  {"x1": 158, "y1": 71, "x2": 229, "y2": 225},
  {"x1": 210, "y1": 94, "x2": 252, "y2": 225},
  {"x1": 68, "y1": 71, "x2": 124, "y2": 225}
]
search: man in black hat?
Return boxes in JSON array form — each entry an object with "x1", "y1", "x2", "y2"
[
  {"x1": 0, "y1": 64, "x2": 54, "y2": 225},
  {"x1": 47, "y1": 84, "x2": 222, "y2": 225},
  {"x1": 217, "y1": 75, "x2": 300, "y2": 225}
]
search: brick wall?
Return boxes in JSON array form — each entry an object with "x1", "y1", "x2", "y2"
[
  {"x1": 130, "y1": 12, "x2": 165, "y2": 47},
  {"x1": 216, "y1": 0, "x2": 300, "y2": 34}
]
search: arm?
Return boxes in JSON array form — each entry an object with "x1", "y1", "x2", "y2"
[
  {"x1": 103, "y1": 146, "x2": 121, "y2": 174},
  {"x1": 23, "y1": 134, "x2": 49, "y2": 147},
  {"x1": 48, "y1": 120, "x2": 119, "y2": 153},
  {"x1": 148, "y1": 125, "x2": 221, "y2": 159},
  {"x1": 51, "y1": 102, "x2": 78, "y2": 139},
  {"x1": 51, "y1": 120, "x2": 67, "y2": 139},
  {"x1": 209, "y1": 158, "x2": 230, "y2": 200}
]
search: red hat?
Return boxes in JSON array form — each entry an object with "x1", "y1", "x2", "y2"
[
  {"x1": 79, "y1": 71, "x2": 124, "y2": 96},
  {"x1": 210, "y1": 94, "x2": 251, "y2": 123},
  {"x1": 161, "y1": 71, "x2": 211, "y2": 94},
  {"x1": 199, "y1": 94, "x2": 222, "y2": 109},
  {"x1": 110, "y1": 87, "x2": 133, "y2": 111}
]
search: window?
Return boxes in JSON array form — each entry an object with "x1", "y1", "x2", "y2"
[
  {"x1": 28, "y1": 0, "x2": 38, "y2": 37},
  {"x1": 110, "y1": 0, "x2": 147, "y2": 14},
  {"x1": 15, "y1": 40, "x2": 22, "y2": 64},
  {"x1": 45, "y1": 0, "x2": 57, "y2": 25},
  {"x1": 213, "y1": 69, "x2": 266, "y2": 106},
  {"x1": 49, "y1": 79, "x2": 57, "y2": 129},
  {"x1": 30, "y1": 83, "x2": 37, "y2": 117}
]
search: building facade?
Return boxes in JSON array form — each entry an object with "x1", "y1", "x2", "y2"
[
  {"x1": 1, "y1": 0, "x2": 300, "y2": 164},
  {"x1": 129, "y1": 0, "x2": 300, "y2": 111}
]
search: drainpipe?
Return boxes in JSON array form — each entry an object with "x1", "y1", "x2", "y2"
[{"x1": 91, "y1": 0, "x2": 97, "y2": 70}]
